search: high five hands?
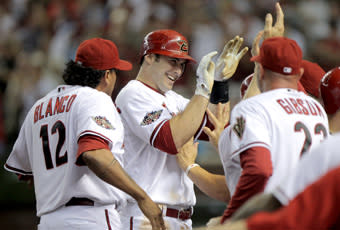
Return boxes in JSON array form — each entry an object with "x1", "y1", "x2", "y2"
[{"x1": 215, "y1": 36, "x2": 248, "y2": 81}]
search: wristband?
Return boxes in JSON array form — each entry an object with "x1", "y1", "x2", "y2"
[
  {"x1": 210, "y1": 80, "x2": 229, "y2": 104},
  {"x1": 185, "y1": 163, "x2": 200, "y2": 176}
]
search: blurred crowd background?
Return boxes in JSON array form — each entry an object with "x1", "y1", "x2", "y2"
[{"x1": 0, "y1": 0, "x2": 339, "y2": 229}]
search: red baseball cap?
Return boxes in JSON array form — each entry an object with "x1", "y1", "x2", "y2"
[
  {"x1": 75, "y1": 38, "x2": 132, "y2": 71},
  {"x1": 251, "y1": 37, "x2": 303, "y2": 75},
  {"x1": 300, "y1": 60, "x2": 326, "y2": 98}
]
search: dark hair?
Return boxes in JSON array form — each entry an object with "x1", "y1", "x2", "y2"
[
  {"x1": 140, "y1": 53, "x2": 161, "y2": 65},
  {"x1": 62, "y1": 60, "x2": 107, "y2": 88}
]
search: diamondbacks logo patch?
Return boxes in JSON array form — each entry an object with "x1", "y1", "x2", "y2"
[
  {"x1": 233, "y1": 116, "x2": 246, "y2": 138},
  {"x1": 92, "y1": 116, "x2": 115, "y2": 130},
  {"x1": 177, "y1": 40, "x2": 188, "y2": 52},
  {"x1": 140, "y1": 110, "x2": 163, "y2": 126}
]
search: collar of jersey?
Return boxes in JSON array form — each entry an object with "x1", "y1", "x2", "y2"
[{"x1": 137, "y1": 80, "x2": 165, "y2": 96}]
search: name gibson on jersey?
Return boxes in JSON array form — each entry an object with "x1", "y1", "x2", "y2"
[
  {"x1": 277, "y1": 97, "x2": 324, "y2": 117},
  {"x1": 34, "y1": 94, "x2": 77, "y2": 123}
]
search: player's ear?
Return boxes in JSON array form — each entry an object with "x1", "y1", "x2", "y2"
[
  {"x1": 297, "y1": 67, "x2": 304, "y2": 80},
  {"x1": 258, "y1": 64, "x2": 265, "y2": 80},
  {"x1": 144, "y1": 54, "x2": 155, "y2": 65},
  {"x1": 101, "y1": 70, "x2": 111, "y2": 85}
]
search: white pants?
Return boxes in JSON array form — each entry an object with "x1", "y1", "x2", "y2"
[
  {"x1": 38, "y1": 204, "x2": 120, "y2": 230},
  {"x1": 120, "y1": 201, "x2": 192, "y2": 230}
]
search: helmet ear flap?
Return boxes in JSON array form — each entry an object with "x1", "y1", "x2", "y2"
[{"x1": 320, "y1": 67, "x2": 340, "y2": 115}]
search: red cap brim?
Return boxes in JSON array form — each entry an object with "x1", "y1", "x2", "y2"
[{"x1": 115, "y1": 59, "x2": 133, "y2": 71}]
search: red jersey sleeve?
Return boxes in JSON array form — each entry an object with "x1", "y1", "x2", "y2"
[
  {"x1": 152, "y1": 112, "x2": 226, "y2": 154},
  {"x1": 247, "y1": 166, "x2": 340, "y2": 230},
  {"x1": 221, "y1": 146, "x2": 273, "y2": 223},
  {"x1": 152, "y1": 120, "x2": 178, "y2": 155},
  {"x1": 76, "y1": 135, "x2": 110, "y2": 166}
]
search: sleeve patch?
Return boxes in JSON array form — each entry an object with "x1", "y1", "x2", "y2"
[
  {"x1": 91, "y1": 116, "x2": 115, "y2": 130},
  {"x1": 233, "y1": 116, "x2": 246, "y2": 138},
  {"x1": 140, "y1": 110, "x2": 163, "y2": 126}
]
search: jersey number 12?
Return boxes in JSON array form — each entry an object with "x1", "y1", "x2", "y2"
[{"x1": 40, "y1": 121, "x2": 68, "y2": 169}]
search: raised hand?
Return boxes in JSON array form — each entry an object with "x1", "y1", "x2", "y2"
[
  {"x1": 215, "y1": 36, "x2": 248, "y2": 81},
  {"x1": 196, "y1": 51, "x2": 218, "y2": 99},
  {"x1": 203, "y1": 103, "x2": 229, "y2": 149},
  {"x1": 264, "y1": 2, "x2": 284, "y2": 39}
]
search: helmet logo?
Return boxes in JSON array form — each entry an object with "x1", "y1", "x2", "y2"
[{"x1": 177, "y1": 40, "x2": 188, "y2": 52}]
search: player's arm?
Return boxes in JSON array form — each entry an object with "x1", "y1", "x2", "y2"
[
  {"x1": 78, "y1": 136, "x2": 165, "y2": 230},
  {"x1": 176, "y1": 138, "x2": 230, "y2": 202},
  {"x1": 169, "y1": 52, "x2": 216, "y2": 149},
  {"x1": 221, "y1": 146, "x2": 273, "y2": 223},
  {"x1": 82, "y1": 149, "x2": 165, "y2": 230},
  {"x1": 188, "y1": 166, "x2": 229, "y2": 203}
]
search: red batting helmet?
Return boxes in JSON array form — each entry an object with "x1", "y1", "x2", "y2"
[
  {"x1": 300, "y1": 60, "x2": 325, "y2": 98},
  {"x1": 240, "y1": 74, "x2": 253, "y2": 98},
  {"x1": 141, "y1": 29, "x2": 196, "y2": 63},
  {"x1": 320, "y1": 67, "x2": 340, "y2": 115}
]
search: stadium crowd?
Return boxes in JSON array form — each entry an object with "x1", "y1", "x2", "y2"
[{"x1": 0, "y1": 0, "x2": 339, "y2": 166}]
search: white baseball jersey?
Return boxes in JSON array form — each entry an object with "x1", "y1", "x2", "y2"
[
  {"x1": 115, "y1": 80, "x2": 196, "y2": 207},
  {"x1": 5, "y1": 85, "x2": 126, "y2": 217},
  {"x1": 218, "y1": 88, "x2": 329, "y2": 197},
  {"x1": 272, "y1": 133, "x2": 340, "y2": 205}
]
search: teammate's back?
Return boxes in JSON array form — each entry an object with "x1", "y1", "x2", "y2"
[
  {"x1": 7, "y1": 85, "x2": 125, "y2": 216},
  {"x1": 4, "y1": 38, "x2": 166, "y2": 230},
  {"x1": 218, "y1": 36, "x2": 330, "y2": 222}
]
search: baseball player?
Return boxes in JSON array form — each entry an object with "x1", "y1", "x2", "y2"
[
  {"x1": 268, "y1": 67, "x2": 340, "y2": 207},
  {"x1": 217, "y1": 36, "x2": 329, "y2": 223},
  {"x1": 4, "y1": 38, "x2": 165, "y2": 230},
  {"x1": 115, "y1": 29, "x2": 247, "y2": 229},
  {"x1": 220, "y1": 66, "x2": 340, "y2": 223},
  {"x1": 273, "y1": 67, "x2": 340, "y2": 201},
  {"x1": 115, "y1": 29, "x2": 215, "y2": 230},
  {"x1": 191, "y1": 3, "x2": 327, "y2": 225}
]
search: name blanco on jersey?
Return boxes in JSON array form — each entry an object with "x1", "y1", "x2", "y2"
[{"x1": 34, "y1": 94, "x2": 77, "y2": 123}]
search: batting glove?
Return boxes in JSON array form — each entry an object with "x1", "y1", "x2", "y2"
[
  {"x1": 195, "y1": 51, "x2": 217, "y2": 99},
  {"x1": 215, "y1": 36, "x2": 248, "y2": 81}
]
